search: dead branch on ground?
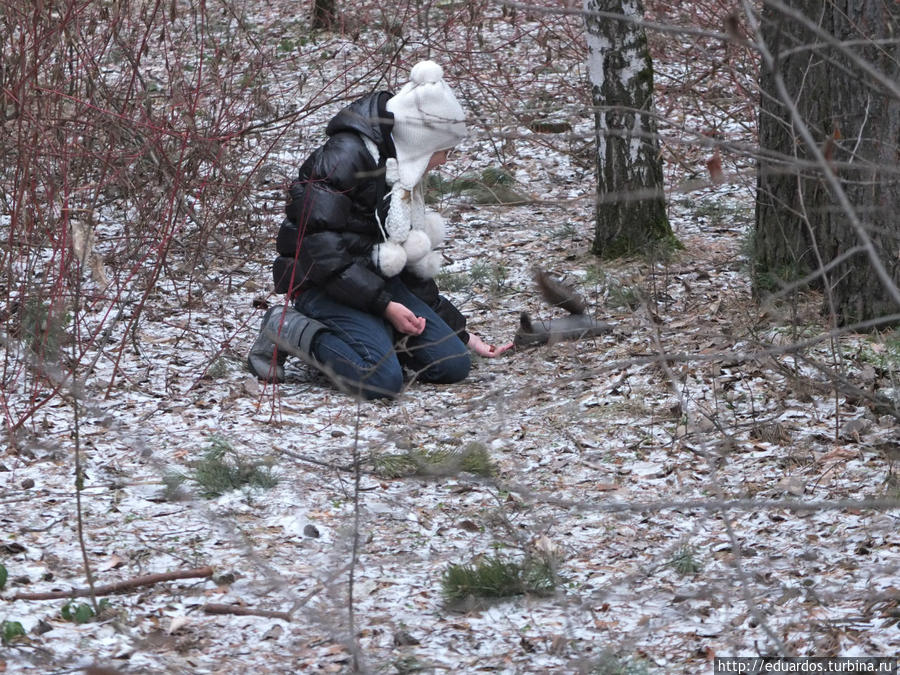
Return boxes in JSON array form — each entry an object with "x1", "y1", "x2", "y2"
[{"x1": 10, "y1": 566, "x2": 214, "y2": 601}]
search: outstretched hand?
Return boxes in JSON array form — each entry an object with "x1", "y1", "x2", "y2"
[
  {"x1": 384, "y1": 301, "x2": 426, "y2": 335},
  {"x1": 467, "y1": 334, "x2": 514, "y2": 358}
]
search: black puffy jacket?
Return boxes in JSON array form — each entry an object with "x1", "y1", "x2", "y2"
[{"x1": 273, "y1": 92, "x2": 467, "y2": 339}]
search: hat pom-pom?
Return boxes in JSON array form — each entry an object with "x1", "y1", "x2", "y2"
[
  {"x1": 372, "y1": 241, "x2": 407, "y2": 278},
  {"x1": 422, "y1": 211, "x2": 446, "y2": 247},
  {"x1": 410, "y1": 60, "x2": 444, "y2": 85}
]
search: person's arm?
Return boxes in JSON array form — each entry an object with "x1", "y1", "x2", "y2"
[
  {"x1": 400, "y1": 274, "x2": 471, "y2": 341},
  {"x1": 400, "y1": 274, "x2": 513, "y2": 354},
  {"x1": 384, "y1": 301, "x2": 426, "y2": 335}
]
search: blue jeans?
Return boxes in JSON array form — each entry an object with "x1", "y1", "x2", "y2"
[{"x1": 294, "y1": 277, "x2": 470, "y2": 399}]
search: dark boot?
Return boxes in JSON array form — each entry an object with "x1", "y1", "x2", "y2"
[{"x1": 247, "y1": 306, "x2": 327, "y2": 382}]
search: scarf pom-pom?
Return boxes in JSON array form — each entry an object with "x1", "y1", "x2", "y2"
[
  {"x1": 372, "y1": 241, "x2": 407, "y2": 277},
  {"x1": 423, "y1": 210, "x2": 446, "y2": 247},
  {"x1": 403, "y1": 230, "x2": 431, "y2": 262},
  {"x1": 408, "y1": 250, "x2": 442, "y2": 279}
]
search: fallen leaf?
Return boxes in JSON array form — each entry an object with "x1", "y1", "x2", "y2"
[
  {"x1": 262, "y1": 624, "x2": 284, "y2": 641},
  {"x1": 167, "y1": 616, "x2": 189, "y2": 634},
  {"x1": 776, "y1": 476, "x2": 805, "y2": 496},
  {"x1": 100, "y1": 554, "x2": 127, "y2": 571},
  {"x1": 243, "y1": 377, "x2": 260, "y2": 397}
]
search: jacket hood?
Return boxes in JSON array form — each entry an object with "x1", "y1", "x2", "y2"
[{"x1": 326, "y1": 91, "x2": 396, "y2": 158}]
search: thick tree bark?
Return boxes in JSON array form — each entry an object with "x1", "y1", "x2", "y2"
[
  {"x1": 584, "y1": 0, "x2": 673, "y2": 259},
  {"x1": 754, "y1": 0, "x2": 900, "y2": 326}
]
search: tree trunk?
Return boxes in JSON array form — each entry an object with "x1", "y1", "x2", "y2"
[
  {"x1": 754, "y1": 0, "x2": 900, "y2": 326},
  {"x1": 311, "y1": 0, "x2": 336, "y2": 31},
  {"x1": 584, "y1": 0, "x2": 673, "y2": 259}
]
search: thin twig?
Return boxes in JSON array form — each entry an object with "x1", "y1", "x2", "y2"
[{"x1": 348, "y1": 397, "x2": 364, "y2": 672}]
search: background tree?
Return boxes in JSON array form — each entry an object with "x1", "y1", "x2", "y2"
[
  {"x1": 583, "y1": 0, "x2": 674, "y2": 258},
  {"x1": 752, "y1": 0, "x2": 900, "y2": 326},
  {"x1": 312, "y1": 0, "x2": 337, "y2": 31}
]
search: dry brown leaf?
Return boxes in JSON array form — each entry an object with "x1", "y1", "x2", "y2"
[{"x1": 100, "y1": 554, "x2": 127, "y2": 571}]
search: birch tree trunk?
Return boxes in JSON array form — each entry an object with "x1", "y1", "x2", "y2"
[
  {"x1": 584, "y1": 0, "x2": 673, "y2": 259},
  {"x1": 753, "y1": 0, "x2": 900, "y2": 326}
]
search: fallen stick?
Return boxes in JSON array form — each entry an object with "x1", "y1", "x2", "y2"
[
  {"x1": 202, "y1": 603, "x2": 292, "y2": 621},
  {"x1": 10, "y1": 566, "x2": 214, "y2": 601}
]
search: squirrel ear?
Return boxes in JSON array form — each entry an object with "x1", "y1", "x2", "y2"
[{"x1": 519, "y1": 312, "x2": 533, "y2": 331}]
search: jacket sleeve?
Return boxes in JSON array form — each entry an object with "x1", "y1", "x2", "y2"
[
  {"x1": 298, "y1": 230, "x2": 391, "y2": 314},
  {"x1": 283, "y1": 176, "x2": 353, "y2": 243},
  {"x1": 281, "y1": 136, "x2": 392, "y2": 315}
]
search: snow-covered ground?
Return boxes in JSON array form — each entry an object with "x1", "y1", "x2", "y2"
[{"x1": 2, "y1": 2, "x2": 898, "y2": 673}]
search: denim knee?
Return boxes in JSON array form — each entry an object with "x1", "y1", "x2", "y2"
[
  {"x1": 313, "y1": 342, "x2": 404, "y2": 399},
  {"x1": 419, "y1": 349, "x2": 471, "y2": 384},
  {"x1": 356, "y1": 363, "x2": 404, "y2": 400}
]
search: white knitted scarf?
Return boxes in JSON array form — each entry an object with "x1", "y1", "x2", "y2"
[{"x1": 364, "y1": 138, "x2": 446, "y2": 279}]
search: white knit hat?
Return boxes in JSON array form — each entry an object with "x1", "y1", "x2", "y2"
[{"x1": 386, "y1": 61, "x2": 467, "y2": 190}]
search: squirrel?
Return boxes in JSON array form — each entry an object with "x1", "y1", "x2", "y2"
[{"x1": 513, "y1": 268, "x2": 612, "y2": 348}]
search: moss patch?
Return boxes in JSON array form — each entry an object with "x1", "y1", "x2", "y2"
[
  {"x1": 371, "y1": 442, "x2": 496, "y2": 479},
  {"x1": 426, "y1": 168, "x2": 528, "y2": 205}
]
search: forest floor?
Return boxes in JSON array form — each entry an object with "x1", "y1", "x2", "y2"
[{"x1": 2, "y1": 1, "x2": 899, "y2": 673}]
